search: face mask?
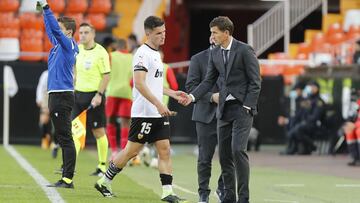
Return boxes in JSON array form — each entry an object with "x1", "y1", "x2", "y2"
[
  {"x1": 289, "y1": 90, "x2": 298, "y2": 99},
  {"x1": 303, "y1": 85, "x2": 312, "y2": 98}
]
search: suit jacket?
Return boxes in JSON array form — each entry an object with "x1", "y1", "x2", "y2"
[
  {"x1": 191, "y1": 39, "x2": 261, "y2": 118},
  {"x1": 186, "y1": 48, "x2": 221, "y2": 124}
]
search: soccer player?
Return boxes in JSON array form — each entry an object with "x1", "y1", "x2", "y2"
[
  {"x1": 37, "y1": 0, "x2": 79, "y2": 188},
  {"x1": 105, "y1": 38, "x2": 133, "y2": 159},
  {"x1": 73, "y1": 22, "x2": 110, "y2": 176},
  {"x1": 94, "y1": 16, "x2": 187, "y2": 203}
]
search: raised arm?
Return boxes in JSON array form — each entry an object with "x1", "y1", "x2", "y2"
[{"x1": 42, "y1": 6, "x2": 72, "y2": 50}]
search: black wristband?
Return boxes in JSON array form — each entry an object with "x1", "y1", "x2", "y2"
[
  {"x1": 43, "y1": 5, "x2": 50, "y2": 9},
  {"x1": 97, "y1": 91, "x2": 104, "y2": 96}
]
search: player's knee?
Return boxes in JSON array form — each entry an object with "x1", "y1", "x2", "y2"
[{"x1": 107, "y1": 116, "x2": 117, "y2": 124}]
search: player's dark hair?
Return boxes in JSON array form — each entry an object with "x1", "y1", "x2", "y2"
[
  {"x1": 144, "y1": 16, "x2": 164, "y2": 31},
  {"x1": 57, "y1": 16, "x2": 76, "y2": 37}
]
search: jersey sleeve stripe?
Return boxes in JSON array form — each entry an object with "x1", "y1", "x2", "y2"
[{"x1": 134, "y1": 65, "x2": 148, "y2": 72}]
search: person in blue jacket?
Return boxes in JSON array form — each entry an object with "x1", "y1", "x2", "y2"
[{"x1": 37, "y1": 0, "x2": 79, "y2": 188}]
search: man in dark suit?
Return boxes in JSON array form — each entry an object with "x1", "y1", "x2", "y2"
[
  {"x1": 182, "y1": 16, "x2": 261, "y2": 203},
  {"x1": 186, "y1": 37, "x2": 224, "y2": 203}
]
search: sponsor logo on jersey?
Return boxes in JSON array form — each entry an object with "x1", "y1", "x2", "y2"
[
  {"x1": 138, "y1": 133, "x2": 144, "y2": 140},
  {"x1": 155, "y1": 69, "x2": 163, "y2": 78}
]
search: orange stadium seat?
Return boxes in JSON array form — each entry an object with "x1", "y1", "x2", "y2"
[
  {"x1": 20, "y1": 38, "x2": 43, "y2": 61},
  {"x1": 66, "y1": 0, "x2": 88, "y2": 13},
  {"x1": 311, "y1": 33, "x2": 326, "y2": 51},
  {"x1": 21, "y1": 29, "x2": 44, "y2": 41},
  {"x1": 0, "y1": 13, "x2": 20, "y2": 30},
  {"x1": 327, "y1": 32, "x2": 346, "y2": 45},
  {"x1": 347, "y1": 25, "x2": 360, "y2": 40},
  {"x1": 88, "y1": 0, "x2": 112, "y2": 14},
  {"x1": 0, "y1": 0, "x2": 20, "y2": 12},
  {"x1": 47, "y1": 0, "x2": 65, "y2": 13},
  {"x1": 326, "y1": 23, "x2": 343, "y2": 37},
  {"x1": 0, "y1": 28, "x2": 20, "y2": 38},
  {"x1": 86, "y1": 14, "x2": 106, "y2": 31},
  {"x1": 19, "y1": 12, "x2": 44, "y2": 30},
  {"x1": 297, "y1": 42, "x2": 312, "y2": 58}
]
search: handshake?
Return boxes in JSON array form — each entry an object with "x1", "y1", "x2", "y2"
[
  {"x1": 174, "y1": 91, "x2": 192, "y2": 106},
  {"x1": 36, "y1": 0, "x2": 48, "y2": 11}
]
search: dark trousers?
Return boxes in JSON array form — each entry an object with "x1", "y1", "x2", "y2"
[
  {"x1": 48, "y1": 92, "x2": 76, "y2": 179},
  {"x1": 218, "y1": 101, "x2": 253, "y2": 203},
  {"x1": 196, "y1": 118, "x2": 224, "y2": 201}
]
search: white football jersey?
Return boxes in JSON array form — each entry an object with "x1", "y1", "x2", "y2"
[{"x1": 131, "y1": 44, "x2": 164, "y2": 118}]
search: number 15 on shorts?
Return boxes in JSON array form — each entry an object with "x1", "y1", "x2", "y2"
[{"x1": 141, "y1": 122, "x2": 152, "y2": 134}]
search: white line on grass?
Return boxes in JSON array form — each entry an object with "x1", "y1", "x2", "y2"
[
  {"x1": 264, "y1": 199, "x2": 298, "y2": 203},
  {"x1": 274, "y1": 184, "x2": 305, "y2": 187},
  {"x1": 335, "y1": 184, "x2": 360, "y2": 188},
  {"x1": 5, "y1": 145, "x2": 65, "y2": 203},
  {"x1": 173, "y1": 184, "x2": 197, "y2": 195}
]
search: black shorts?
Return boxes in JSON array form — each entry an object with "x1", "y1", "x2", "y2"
[
  {"x1": 128, "y1": 117, "x2": 171, "y2": 144},
  {"x1": 72, "y1": 91, "x2": 106, "y2": 129}
]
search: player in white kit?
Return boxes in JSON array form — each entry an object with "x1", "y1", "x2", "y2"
[{"x1": 94, "y1": 16, "x2": 187, "y2": 203}]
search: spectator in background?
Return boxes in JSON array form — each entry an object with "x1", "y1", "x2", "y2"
[
  {"x1": 127, "y1": 33, "x2": 140, "y2": 53},
  {"x1": 106, "y1": 38, "x2": 133, "y2": 159},
  {"x1": 36, "y1": 70, "x2": 52, "y2": 149},
  {"x1": 353, "y1": 40, "x2": 360, "y2": 65},
  {"x1": 279, "y1": 81, "x2": 306, "y2": 155},
  {"x1": 102, "y1": 36, "x2": 117, "y2": 54},
  {"x1": 159, "y1": 50, "x2": 179, "y2": 105}
]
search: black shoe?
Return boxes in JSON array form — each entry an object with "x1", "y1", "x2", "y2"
[
  {"x1": 47, "y1": 179, "x2": 74, "y2": 189},
  {"x1": 90, "y1": 168, "x2": 105, "y2": 177},
  {"x1": 348, "y1": 160, "x2": 360, "y2": 166},
  {"x1": 94, "y1": 180, "x2": 114, "y2": 197},
  {"x1": 161, "y1": 194, "x2": 187, "y2": 203},
  {"x1": 198, "y1": 194, "x2": 209, "y2": 203}
]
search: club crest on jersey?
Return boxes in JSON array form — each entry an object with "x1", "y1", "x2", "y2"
[
  {"x1": 155, "y1": 69, "x2": 163, "y2": 78},
  {"x1": 138, "y1": 133, "x2": 144, "y2": 140}
]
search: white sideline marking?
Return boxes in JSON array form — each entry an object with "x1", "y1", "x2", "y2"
[
  {"x1": 335, "y1": 184, "x2": 360, "y2": 188},
  {"x1": 173, "y1": 184, "x2": 197, "y2": 195},
  {"x1": 5, "y1": 145, "x2": 65, "y2": 203},
  {"x1": 274, "y1": 184, "x2": 305, "y2": 187},
  {"x1": 264, "y1": 199, "x2": 298, "y2": 203}
]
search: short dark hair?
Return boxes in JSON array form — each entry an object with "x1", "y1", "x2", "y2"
[
  {"x1": 209, "y1": 16, "x2": 234, "y2": 35},
  {"x1": 57, "y1": 16, "x2": 76, "y2": 37},
  {"x1": 128, "y1": 33, "x2": 137, "y2": 41},
  {"x1": 144, "y1": 16, "x2": 164, "y2": 31},
  {"x1": 117, "y1": 38, "x2": 127, "y2": 50},
  {"x1": 79, "y1": 22, "x2": 95, "y2": 31}
]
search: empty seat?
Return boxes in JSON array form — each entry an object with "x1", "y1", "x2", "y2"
[
  {"x1": 311, "y1": 33, "x2": 326, "y2": 51},
  {"x1": 347, "y1": 25, "x2": 360, "y2": 40},
  {"x1": 0, "y1": 38, "x2": 20, "y2": 61},
  {"x1": 0, "y1": 0, "x2": 20, "y2": 12},
  {"x1": 48, "y1": 0, "x2": 65, "y2": 13},
  {"x1": 326, "y1": 23, "x2": 343, "y2": 37},
  {"x1": 88, "y1": 0, "x2": 112, "y2": 14},
  {"x1": 21, "y1": 29, "x2": 44, "y2": 40},
  {"x1": 20, "y1": 38, "x2": 43, "y2": 61},
  {"x1": 0, "y1": 12, "x2": 20, "y2": 30},
  {"x1": 327, "y1": 32, "x2": 346, "y2": 45},
  {"x1": 0, "y1": 28, "x2": 20, "y2": 38},
  {"x1": 85, "y1": 14, "x2": 106, "y2": 31},
  {"x1": 20, "y1": 12, "x2": 44, "y2": 30},
  {"x1": 66, "y1": 0, "x2": 88, "y2": 13}
]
